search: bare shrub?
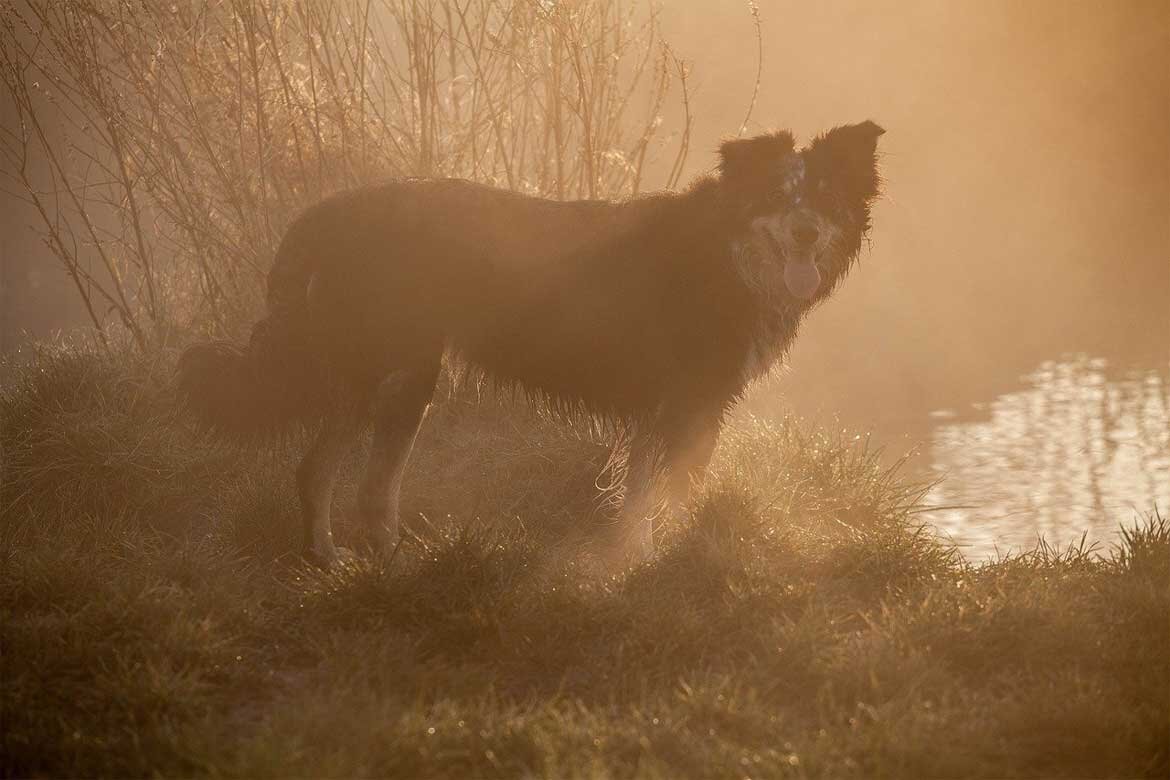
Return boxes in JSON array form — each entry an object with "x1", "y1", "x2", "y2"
[{"x1": 0, "y1": 0, "x2": 692, "y2": 348}]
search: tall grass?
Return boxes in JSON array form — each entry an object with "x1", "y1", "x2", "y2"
[
  {"x1": 0, "y1": 0, "x2": 693, "y2": 347},
  {"x1": 2, "y1": 343, "x2": 1166, "y2": 777}
]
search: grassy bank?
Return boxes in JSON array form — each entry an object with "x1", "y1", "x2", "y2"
[{"x1": 1, "y1": 344, "x2": 1167, "y2": 778}]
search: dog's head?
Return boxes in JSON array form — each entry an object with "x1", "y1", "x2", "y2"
[{"x1": 719, "y1": 121, "x2": 884, "y2": 304}]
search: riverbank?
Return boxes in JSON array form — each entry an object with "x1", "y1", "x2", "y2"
[{"x1": 2, "y1": 344, "x2": 1166, "y2": 777}]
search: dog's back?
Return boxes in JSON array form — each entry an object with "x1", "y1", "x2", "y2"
[{"x1": 261, "y1": 177, "x2": 752, "y2": 418}]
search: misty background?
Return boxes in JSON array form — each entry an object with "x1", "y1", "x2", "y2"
[
  {"x1": 655, "y1": 0, "x2": 1169, "y2": 420},
  {"x1": 2, "y1": 0, "x2": 1167, "y2": 554}
]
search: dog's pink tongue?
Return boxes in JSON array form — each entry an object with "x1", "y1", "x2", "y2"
[{"x1": 784, "y1": 261, "x2": 821, "y2": 300}]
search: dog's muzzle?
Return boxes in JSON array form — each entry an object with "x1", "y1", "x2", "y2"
[{"x1": 755, "y1": 220, "x2": 823, "y2": 301}]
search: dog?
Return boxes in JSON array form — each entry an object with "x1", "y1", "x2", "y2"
[{"x1": 179, "y1": 121, "x2": 885, "y2": 568}]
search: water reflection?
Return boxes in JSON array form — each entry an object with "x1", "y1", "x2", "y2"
[{"x1": 924, "y1": 354, "x2": 1170, "y2": 561}]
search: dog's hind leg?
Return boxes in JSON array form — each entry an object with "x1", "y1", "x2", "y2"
[
  {"x1": 298, "y1": 412, "x2": 363, "y2": 568},
  {"x1": 357, "y1": 362, "x2": 440, "y2": 559}
]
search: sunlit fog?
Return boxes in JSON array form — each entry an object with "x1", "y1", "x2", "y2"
[{"x1": 1, "y1": 2, "x2": 1167, "y2": 776}]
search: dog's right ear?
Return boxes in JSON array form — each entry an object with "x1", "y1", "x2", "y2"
[
  {"x1": 811, "y1": 121, "x2": 885, "y2": 199},
  {"x1": 718, "y1": 131, "x2": 796, "y2": 182}
]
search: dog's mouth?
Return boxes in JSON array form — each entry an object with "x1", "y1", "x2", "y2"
[
  {"x1": 761, "y1": 232, "x2": 822, "y2": 300},
  {"x1": 783, "y1": 257, "x2": 821, "y2": 300}
]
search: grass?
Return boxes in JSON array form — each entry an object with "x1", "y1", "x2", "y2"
[{"x1": 1, "y1": 343, "x2": 1167, "y2": 778}]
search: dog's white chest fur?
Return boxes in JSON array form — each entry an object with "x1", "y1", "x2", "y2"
[
  {"x1": 731, "y1": 240, "x2": 796, "y2": 383},
  {"x1": 740, "y1": 307, "x2": 792, "y2": 382}
]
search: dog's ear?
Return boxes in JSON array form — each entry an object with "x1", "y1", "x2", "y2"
[
  {"x1": 718, "y1": 130, "x2": 796, "y2": 182},
  {"x1": 823, "y1": 120, "x2": 884, "y2": 154},
  {"x1": 813, "y1": 120, "x2": 884, "y2": 198}
]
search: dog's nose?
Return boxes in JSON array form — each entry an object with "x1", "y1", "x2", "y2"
[{"x1": 792, "y1": 223, "x2": 819, "y2": 247}]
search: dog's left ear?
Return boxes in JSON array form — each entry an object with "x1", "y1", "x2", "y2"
[{"x1": 815, "y1": 120, "x2": 885, "y2": 198}]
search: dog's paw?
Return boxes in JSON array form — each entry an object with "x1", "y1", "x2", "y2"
[
  {"x1": 360, "y1": 524, "x2": 403, "y2": 563},
  {"x1": 593, "y1": 536, "x2": 654, "y2": 576},
  {"x1": 302, "y1": 544, "x2": 356, "y2": 570}
]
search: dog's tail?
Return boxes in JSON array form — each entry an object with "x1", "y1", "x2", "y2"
[{"x1": 178, "y1": 223, "x2": 330, "y2": 440}]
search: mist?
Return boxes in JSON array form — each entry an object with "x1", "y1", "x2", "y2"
[
  {"x1": 12, "y1": 0, "x2": 1163, "y2": 426},
  {"x1": 5, "y1": 1, "x2": 1167, "y2": 376},
  {"x1": 649, "y1": 0, "x2": 1170, "y2": 429},
  {"x1": 2, "y1": 2, "x2": 1168, "y2": 775}
]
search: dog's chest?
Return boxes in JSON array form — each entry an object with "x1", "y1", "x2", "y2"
[
  {"x1": 730, "y1": 241, "x2": 797, "y2": 383},
  {"x1": 740, "y1": 305, "x2": 796, "y2": 382}
]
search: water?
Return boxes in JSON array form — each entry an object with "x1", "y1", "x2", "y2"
[
  {"x1": 921, "y1": 354, "x2": 1169, "y2": 561},
  {"x1": 761, "y1": 348, "x2": 1170, "y2": 563}
]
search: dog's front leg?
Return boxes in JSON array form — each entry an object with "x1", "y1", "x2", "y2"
[
  {"x1": 663, "y1": 414, "x2": 720, "y2": 512},
  {"x1": 602, "y1": 426, "x2": 666, "y2": 568},
  {"x1": 603, "y1": 410, "x2": 721, "y2": 565}
]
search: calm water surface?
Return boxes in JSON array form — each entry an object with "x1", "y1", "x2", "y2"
[{"x1": 920, "y1": 354, "x2": 1169, "y2": 561}]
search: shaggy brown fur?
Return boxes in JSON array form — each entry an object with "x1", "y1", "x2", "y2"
[{"x1": 179, "y1": 121, "x2": 885, "y2": 567}]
